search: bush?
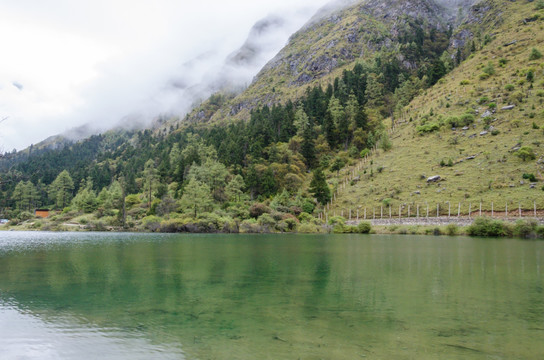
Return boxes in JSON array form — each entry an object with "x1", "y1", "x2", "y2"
[
  {"x1": 515, "y1": 146, "x2": 536, "y2": 161},
  {"x1": 460, "y1": 113, "x2": 475, "y2": 126},
  {"x1": 478, "y1": 96, "x2": 489, "y2": 104},
  {"x1": 249, "y1": 203, "x2": 271, "y2": 218},
  {"x1": 239, "y1": 219, "x2": 261, "y2": 233},
  {"x1": 142, "y1": 215, "x2": 162, "y2": 232},
  {"x1": 504, "y1": 84, "x2": 515, "y2": 92},
  {"x1": 467, "y1": 217, "x2": 511, "y2": 237},
  {"x1": 360, "y1": 148, "x2": 370, "y2": 158},
  {"x1": 159, "y1": 218, "x2": 188, "y2": 233},
  {"x1": 513, "y1": 219, "x2": 539, "y2": 239},
  {"x1": 522, "y1": 173, "x2": 537, "y2": 182},
  {"x1": 301, "y1": 200, "x2": 315, "y2": 214},
  {"x1": 257, "y1": 213, "x2": 276, "y2": 231},
  {"x1": 445, "y1": 224, "x2": 458, "y2": 236},
  {"x1": 529, "y1": 48, "x2": 542, "y2": 61},
  {"x1": 417, "y1": 122, "x2": 440, "y2": 134},
  {"x1": 357, "y1": 221, "x2": 372, "y2": 234},
  {"x1": 328, "y1": 216, "x2": 346, "y2": 233},
  {"x1": 298, "y1": 222, "x2": 320, "y2": 233},
  {"x1": 17, "y1": 211, "x2": 35, "y2": 221}
]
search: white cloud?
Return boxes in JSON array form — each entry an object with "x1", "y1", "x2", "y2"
[{"x1": 0, "y1": 0, "x2": 330, "y2": 152}]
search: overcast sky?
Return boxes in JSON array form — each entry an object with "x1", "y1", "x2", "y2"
[{"x1": 0, "y1": 0, "x2": 332, "y2": 152}]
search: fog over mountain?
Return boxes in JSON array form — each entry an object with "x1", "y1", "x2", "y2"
[{"x1": 0, "y1": 0, "x2": 331, "y2": 151}]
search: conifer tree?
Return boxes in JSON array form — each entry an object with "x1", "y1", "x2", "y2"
[
  {"x1": 49, "y1": 170, "x2": 74, "y2": 209},
  {"x1": 309, "y1": 168, "x2": 331, "y2": 205}
]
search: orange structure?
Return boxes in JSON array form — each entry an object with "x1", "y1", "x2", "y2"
[{"x1": 35, "y1": 209, "x2": 50, "y2": 218}]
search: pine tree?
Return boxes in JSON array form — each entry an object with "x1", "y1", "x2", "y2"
[
  {"x1": 179, "y1": 178, "x2": 213, "y2": 218},
  {"x1": 49, "y1": 170, "x2": 74, "y2": 209},
  {"x1": 309, "y1": 168, "x2": 331, "y2": 205},
  {"x1": 143, "y1": 159, "x2": 158, "y2": 209}
]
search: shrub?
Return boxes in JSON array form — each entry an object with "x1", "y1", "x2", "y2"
[
  {"x1": 298, "y1": 222, "x2": 320, "y2": 233},
  {"x1": 328, "y1": 216, "x2": 346, "y2": 233},
  {"x1": 257, "y1": 213, "x2": 276, "y2": 230},
  {"x1": 529, "y1": 48, "x2": 542, "y2": 61},
  {"x1": 357, "y1": 221, "x2": 372, "y2": 234},
  {"x1": 460, "y1": 113, "x2": 475, "y2": 126},
  {"x1": 239, "y1": 219, "x2": 261, "y2": 233},
  {"x1": 511, "y1": 91, "x2": 524, "y2": 103},
  {"x1": 467, "y1": 217, "x2": 511, "y2": 237},
  {"x1": 16, "y1": 211, "x2": 35, "y2": 221},
  {"x1": 504, "y1": 84, "x2": 515, "y2": 91},
  {"x1": 513, "y1": 219, "x2": 539, "y2": 239},
  {"x1": 249, "y1": 203, "x2": 271, "y2": 218},
  {"x1": 515, "y1": 146, "x2": 536, "y2": 161},
  {"x1": 483, "y1": 62, "x2": 495, "y2": 75},
  {"x1": 460, "y1": 80, "x2": 470, "y2": 85},
  {"x1": 142, "y1": 215, "x2": 162, "y2": 232},
  {"x1": 536, "y1": 90, "x2": 544, "y2": 97},
  {"x1": 533, "y1": 122, "x2": 540, "y2": 130},
  {"x1": 417, "y1": 122, "x2": 440, "y2": 134},
  {"x1": 478, "y1": 96, "x2": 489, "y2": 104},
  {"x1": 301, "y1": 200, "x2": 315, "y2": 214},
  {"x1": 522, "y1": 173, "x2": 537, "y2": 182},
  {"x1": 498, "y1": 58, "x2": 508, "y2": 67},
  {"x1": 491, "y1": 129, "x2": 500, "y2": 136},
  {"x1": 445, "y1": 224, "x2": 458, "y2": 236}
]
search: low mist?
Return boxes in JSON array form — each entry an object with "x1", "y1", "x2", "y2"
[{"x1": 0, "y1": 0, "x2": 332, "y2": 151}]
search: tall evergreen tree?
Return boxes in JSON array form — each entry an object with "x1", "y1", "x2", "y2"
[
  {"x1": 49, "y1": 170, "x2": 74, "y2": 209},
  {"x1": 309, "y1": 168, "x2": 331, "y2": 205}
]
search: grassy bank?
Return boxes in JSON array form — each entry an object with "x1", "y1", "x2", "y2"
[{"x1": 3, "y1": 214, "x2": 544, "y2": 240}]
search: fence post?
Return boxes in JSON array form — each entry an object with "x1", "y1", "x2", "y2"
[
  {"x1": 364, "y1": 208, "x2": 367, "y2": 220},
  {"x1": 535, "y1": 201, "x2": 537, "y2": 218},
  {"x1": 399, "y1": 205, "x2": 402, "y2": 219},
  {"x1": 381, "y1": 206, "x2": 383, "y2": 219},
  {"x1": 458, "y1": 203, "x2": 461, "y2": 218},
  {"x1": 437, "y1": 203, "x2": 439, "y2": 217},
  {"x1": 417, "y1": 204, "x2": 420, "y2": 218},
  {"x1": 505, "y1": 203, "x2": 508, "y2": 218},
  {"x1": 491, "y1": 202, "x2": 494, "y2": 218},
  {"x1": 357, "y1": 209, "x2": 359, "y2": 221},
  {"x1": 519, "y1": 203, "x2": 521, "y2": 218},
  {"x1": 389, "y1": 206, "x2": 392, "y2": 218},
  {"x1": 349, "y1": 209, "x2": 352, "y2": 220},
  {"x1": 426, "y1": 204, "x2": 429, "y2": 218},
  {"x1": 469, "y1": 203, "x2": 471, "y2": 219},
  {"x1": 373, "y1": 208, "x2": 375, "y2": 220},
  {"x1": 408, "y1": 205, "x2": 411, "y2": 218},
  {"x1": 448, "y1": 202, "x2": 451, "y2": 218},
  {"x1": 479, "y1": 202, "x2": 482, "y2": 217},
  {"x1": 326, "y1": 213, "x2": 328, "y2": 223},
  {"x1": 341, "y1": 210, "x2": 344, "y2": 217}
]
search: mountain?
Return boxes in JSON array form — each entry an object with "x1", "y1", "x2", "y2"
[
  {"x1": 329, "y1": 0, "x2": 544, "y2": 214},
  {"x1": 185, "y1": 0, "x2": 476, "y2": 123},
  {"x1": 1, "y1": 0, "x2": 543, "y2": 232}
]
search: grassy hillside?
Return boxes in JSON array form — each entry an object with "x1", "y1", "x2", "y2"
[{"x1": 330, "y1": 0, "x2": 544, "y2": 215}]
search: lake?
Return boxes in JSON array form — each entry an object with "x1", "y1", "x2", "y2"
[{"x1": 0, "y1": 232, "x2": 542, "y2": 359}]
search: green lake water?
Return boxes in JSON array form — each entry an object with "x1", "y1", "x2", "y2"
[{"x1": 0, "y1": 232, "x2": 542, "y2": 359}]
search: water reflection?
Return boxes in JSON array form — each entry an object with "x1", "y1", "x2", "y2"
[{"x1": 0, "y1": 233, "x2": 543, "y2": 359}]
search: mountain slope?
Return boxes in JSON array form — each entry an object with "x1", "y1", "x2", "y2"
[
  {"x1": 329, "y1": 0, "x2": 544, "y2": 215},
  {"x1": 186, "y1": 0, "x2": 476, "y2": 125}
]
